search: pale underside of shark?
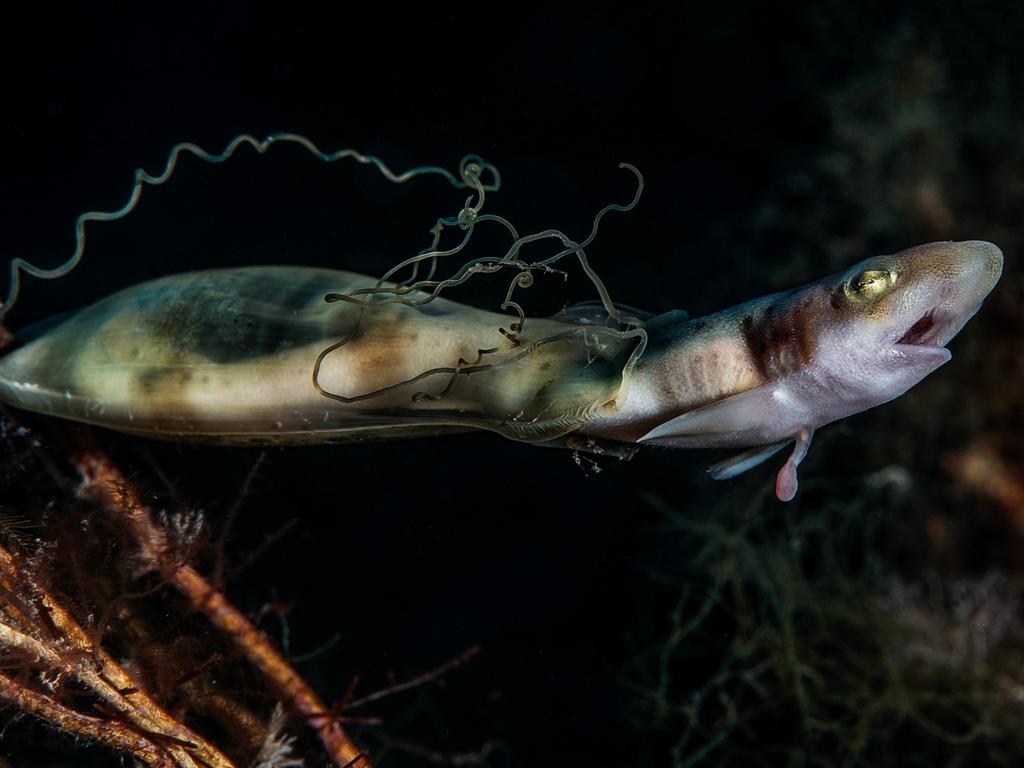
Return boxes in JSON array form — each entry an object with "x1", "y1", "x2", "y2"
[{"x1": 0, "y1": 240, "x2": 1003, "y2": 501}]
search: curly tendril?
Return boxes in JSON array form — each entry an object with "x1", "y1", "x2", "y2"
[
  {"x1": 312, "y1": 162, "x2": 650, "y2": 410},
  {"x1": 0, "y1": 132, "x2": 499, "y2": 319},
  {"x1": 5, "y1": 131, "x2": 647, "y2": 439}
]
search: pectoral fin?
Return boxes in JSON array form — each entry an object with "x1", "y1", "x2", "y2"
[
  {"x1": 638, "y1": 384, "x2": 780, "y2": 442},
  {"x1": 707, "y1": 441, "x2": 789, "y2": 480},
  {"x1": 705, "y1": 428, "x2": 814, "y2": 501},
  {"x1": 703, "y1": 427, "x2": 815, "y2": 502}
]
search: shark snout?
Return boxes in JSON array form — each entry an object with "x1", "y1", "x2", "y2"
[
  {"x1": 898, "y1": 240, "x2": 1003, "y2": 349},
  {"x1": 960, "y1": 240, "x2": 1004, "y2": 298},
  {"x1": 896, "y1": 239, "x2": 1003, "y2": 294},
  {"x1": 943, "y1": 240, "x2": 1003, "y2": 324}
]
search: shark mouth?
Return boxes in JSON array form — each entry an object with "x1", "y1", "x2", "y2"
[
  {"x1": 894, "y1": 304, "x2": 973, "y2": 351},
  {"x1": 896, "y1": 308, "x2": 940, "y2": 346}
]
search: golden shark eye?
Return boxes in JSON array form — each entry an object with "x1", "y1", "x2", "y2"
[{"x1": 844, "y1": 269, "x2": 897, "y2": 301}]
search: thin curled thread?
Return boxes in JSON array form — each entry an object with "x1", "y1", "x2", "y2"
[
  {"x1": 395, "y1": 154, "x2": 497, "y2": 287},
  {"x1": 326, "y1": 165, "x2": 643, "y2": 313},
  {"x1": 0, "y1": 132, "x2": 500, "y2": 319},
  {"x1": 312, "y1": 163, "x2": 650, "y2": 419},
  {"x1": 313, "y1": 165, "x2": 647, "y2": 405}
]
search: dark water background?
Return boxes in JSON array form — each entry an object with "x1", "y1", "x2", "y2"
[{"x1": 2, "y1": 4, "x2": 1023, "y2": 767}]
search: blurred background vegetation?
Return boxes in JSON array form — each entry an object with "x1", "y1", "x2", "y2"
[{"x1": 625, "y1": 9, "x2": 1024, "y2": 766}]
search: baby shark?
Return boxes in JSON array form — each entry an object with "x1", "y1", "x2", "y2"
[{"x1": 0, "y1": 241, "x2": 1002, "y2": 502}]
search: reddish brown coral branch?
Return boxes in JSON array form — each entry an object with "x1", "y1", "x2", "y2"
[
  {"x1": 0, "y1": 672, "x2": 177, "y2": 767},
  {"x1": 0, "y1": 544, "x2": 235, "y2": 768},
  {"x1": 345, "y1": 645, "x2": 481, "y2": 710},
  {"x1": 67, "y1": 433, "x2": 369, "y2": 768},
  {"x1": 171, "y1": 565, "x2": 367, "y2": 766}
]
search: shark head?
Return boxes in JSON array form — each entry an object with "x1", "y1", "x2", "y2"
[
  {"x1": 624, "y1": 240, "x2": 1002, "y2": 502},
  {"x1": 811, "y1": 240, "x2": 1003, "y2": 412}
]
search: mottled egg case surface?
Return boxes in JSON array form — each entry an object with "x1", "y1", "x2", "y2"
[{"x1": 0, "y1": 266, "x2": 638, "y2": 444}]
